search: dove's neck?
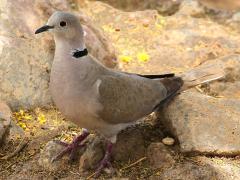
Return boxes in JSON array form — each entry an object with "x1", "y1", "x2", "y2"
[{"x1": 54, "y1": 35, "x2": 86, "y2": 60}]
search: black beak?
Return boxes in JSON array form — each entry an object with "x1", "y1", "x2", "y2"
[{"x1": 35, "y1": 25, "x2": 54, "y2": 34}]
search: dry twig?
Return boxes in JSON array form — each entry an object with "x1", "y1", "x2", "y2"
[
  {"x1": 86, "y1": 171, "x2": 98, "y2": 180},
  {"x1": 1, "y1": 136, "x2": 30, "y2": 160},
  {"x1": 120, "y1": 157, "x2": 147, "y2": 171}
]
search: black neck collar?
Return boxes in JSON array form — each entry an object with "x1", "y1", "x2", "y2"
[{"x1": 72, "y1": 48, "x2": 88, "y2": 58}]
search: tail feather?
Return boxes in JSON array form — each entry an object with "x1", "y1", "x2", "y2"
[
  {"x1": 179, "y1": 63, "x2": 225, "y2": 91},
  {"x1": 143, "y1": 62, "x2": 225, "y2": 109}
]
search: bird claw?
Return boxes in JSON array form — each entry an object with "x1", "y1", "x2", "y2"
[
  {"x1": 93, "y1": 142, "x2": 114, "y2": 178},
  {"x1": 51, "y1": 130, "x2": 90, "y2": 163},
  {"x1": 94, "y1": 159, "x2": 113, "y2": 177}
]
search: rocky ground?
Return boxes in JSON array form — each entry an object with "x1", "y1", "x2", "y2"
[{"x1": 1, "y1": 0, "x2": 240, "y2": 179}]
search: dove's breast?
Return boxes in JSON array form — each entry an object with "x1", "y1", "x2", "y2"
[{"x1": 50, "y1": 56, "x2": 104, "y2": 130}]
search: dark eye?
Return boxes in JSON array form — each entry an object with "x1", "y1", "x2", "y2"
[{"x1": 60, "y1": 21, "x2": 67, "y2": 27}]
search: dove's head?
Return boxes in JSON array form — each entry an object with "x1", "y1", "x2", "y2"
[{"x1": 35, "y1": 11, "x2": 84, "y2": 40}]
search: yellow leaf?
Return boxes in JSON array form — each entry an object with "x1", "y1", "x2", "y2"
[
  {"x1": 38, "y1": 114, "x2": 46, "y2": 124},
  {"x1": 19, "y1": 109, "x2": 24, "y2": 116},
  {"x1": 155, "y1": 15, "x2": 166, "y2": 28},
  {"x1": 119, "y1": 55, "x2": 133, "y2": 63},
  {"x1": 24, "y1": 115, "x2": 32, "y2": 120},
  {"x1": 18, "y1": 122, "x2": 26, "y2": 129},
  {"x1": 137, "y1": 52, "x2": 150, "y2": 62}
]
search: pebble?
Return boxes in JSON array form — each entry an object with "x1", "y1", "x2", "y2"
[{"x1": 162, "y1": 137, "x2": 175, "y2": 146}]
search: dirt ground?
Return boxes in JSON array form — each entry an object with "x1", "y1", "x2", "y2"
[
  {"x1": 0, "y1": 108, "x2": 178, "y2": 179},
  {"x1": 1, "y1": 107, "x2": 240, "y2": 179}
]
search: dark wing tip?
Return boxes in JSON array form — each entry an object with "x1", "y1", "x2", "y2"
[
  {"x1": 138, "y1": 73, "x2": 175, "y2": 79},
  {"x1": 160, "y1": 77, "x2": 183, "y2": 96}
]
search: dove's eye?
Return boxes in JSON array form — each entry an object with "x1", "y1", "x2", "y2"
[{"x1": 60, "y1": 21, "x2": 67, "y2": 27}]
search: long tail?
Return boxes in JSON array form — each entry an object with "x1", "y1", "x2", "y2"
[
  {"x1": 178, "y1": 63, "x2": 225, "y2": 91},
  {"x1": 157, "y1": 63, "x2": 225, "y2": 108}
]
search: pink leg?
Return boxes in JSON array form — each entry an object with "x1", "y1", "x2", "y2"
[
  {"x1": 51, "y1": 129, "x2": 90, "y2": 162},
  {"x1": 94, "y1": 141, "x2": 113, "y2": 177}
]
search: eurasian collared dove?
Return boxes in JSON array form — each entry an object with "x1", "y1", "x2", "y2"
[{"x1": 35, "y1": 11, "x2": 224, "y2": 176}]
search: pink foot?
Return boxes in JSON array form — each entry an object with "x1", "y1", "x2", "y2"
[
  {"x1": 51, "y1": 129, "x2": 90, "y2": 162},
  {"x1": 94, "y1": 142, "x2": 113, "y2": 177}
]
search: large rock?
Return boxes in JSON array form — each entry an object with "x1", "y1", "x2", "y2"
[
  {"x1": 156, "y1": 160, "x2": 218, "y2": 180},
  {"x1": 95, "y1": 0, "x2": 182, "y2": 15},
  {"x1": 206, "y1": 54, "x2": 240, "y2": 98},
  {"x1": 198, "y1": 0, "x2": 240, "y2": 11},
  {"x1": 0, "y1": 0, "x2": 117, "y2": 109},
  {"x1": 152, "y1": 156, "x2": 240, "y2": 179},
  {"x1": 199, "y1": 156, "x2": 240, "y2": 179},
  {"x1": 81, "y1": 1, "x2": 240, "y2": 74},
  {"x1": 0, "y1": 102, "x2": 11, "y2": 145},
  {"x1": 161, "y1": 91, "x2": 240, "y2": 155}
]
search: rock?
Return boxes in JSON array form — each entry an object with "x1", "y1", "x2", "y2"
[
  {"x1": 79, "y1": 121, "x2": 164, "y2": 170},
  {"x1": 147, "y1": 142, "x2": 175, "y2": 169},
  {"x1": 79, "y1": 136, "x2": 106, "y2": 171},
  {"x1": 162, "y1": 137, "x2": 175, "y2": 146},
  {"x1": 232, "y1": 12, "x2": 240, "y2": 22},
  {"x1": 0, "y1": 102, "x2": 12, "y2": 145},
  {"x1": 97, "y1": 0, "x2": 182, "y2": 15},
  {"x1": 0, "y1": 0, "x2": 117, "y2": 109},
  {"x1": 112, "y1": 126, "x2": 146, "y2": 163},
  {"x1": 38, "y1": 140, "x2": 69, "y2": 171},
  {"x1": 9, "y1": 121, "x2": 25, "y2": 140},
  {"x1": 177, "y1": 0, "x2": 205, "y2": 17},
  {"x1": 157, "y1": 160, "x2": 218, "y2": 180},
  {"x1": 161, "y1": 91, "x2": 240, "y2": 155},
  {"x1": 207, "y1": 81, "x2": 240, "y2": 99},
  {"x1": 0, "y1": 0, "x2": 70, "y2": 109},
  {"x1": 198, "y1": 156, "x2": 240, "y2": 179},
  {"x1": 81, "y1": 1, "x2": 240, "y2": 75},
  {"x1": 147, "y1": 0, "x2": 182, "y2": 15},
  {"x1": 154, "y1": 156, "x2": 240, "y2": 179},
  {"x1": 198, "y1": 0, "x2": 240, "y2": 11},
  {"x1": 205, "y1": 54, "x2": 240, "y2": 98},
  {"x1": 79, "y1": 13, "x2": 117, "y2": 68}
]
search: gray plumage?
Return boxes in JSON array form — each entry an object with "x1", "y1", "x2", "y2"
[
  {"x1": 51, "y1": 49, "x2": 172, "y2": 142},
  {"x1": 35, "y1": 11, "x2": 223, "y2": 144}
]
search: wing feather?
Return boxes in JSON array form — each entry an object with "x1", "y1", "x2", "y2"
[{"x1": 97, "y1": 73, "x2": 167, "y2": 124}]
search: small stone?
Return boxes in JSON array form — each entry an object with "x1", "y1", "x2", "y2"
[
  {"x1": 147, "y1": 143, "x2": 175, "y2": 169},
  {"x1": 79, "y1": 136, "x2": 106, "y2": 171},
  {"x1": 162, "y1": 137, "x2": 175, "y2": 146},
  {"x1": 142, "y1": 19, "x2": 150, "y2": 27},
  {"x1": 38, "y1": 140, "x2": 68, "y2": 172}
]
